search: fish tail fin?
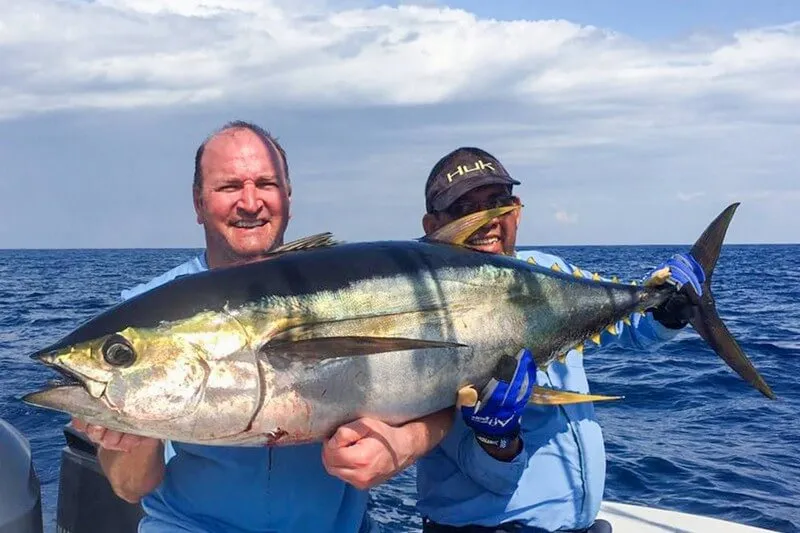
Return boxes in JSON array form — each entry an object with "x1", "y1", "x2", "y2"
[{"x1": 687, "y1": 203, "x2": 776, "y2": 400}]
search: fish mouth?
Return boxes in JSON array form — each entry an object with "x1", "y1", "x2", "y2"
[
  {"x1": 21, "y1": 383, "x2": 106, "y2": 421},
  {"x1": 32, "y1": 352, "x2": 108, "y2": 400}
]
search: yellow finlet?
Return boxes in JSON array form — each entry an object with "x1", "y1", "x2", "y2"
[
  {"x1": 527, "y1": 256, "x2": 537, "y2": 265},
  {"x1": 573, "y1": 344, "x2": 584, "y2": 354},
  {"x1": 590, "y1": 333, "x2": 601, "y2": 345},
  {"x1": 623, "y1": 316, "x2": 632, "y2": 326},
  {"x1": 551, "y1": 263, "x2": 562, "y2": 272},
  {"x1": 425, "y1": 205, "x2": 520, "y2": 246},
  {"x1": 572, "y1": 267, "x2": 583, "y2": 277},
  {"x1": 612, "y1": 275, "x2": 620, "y2": 283},
  {"x1": 592, "y1": 272, "x2": 601, "y2": 281},
  {"x1": 605, "y1": 323, "x2": 618, "y2": 336},
  {"x1": 645, "y1": 266, "x2": 672, "y2": 287},
  {"x1": 529, "y1": 386, "x2": 624, "y2": 406},
  {"x1": 556, "y1": 352, "x2": 568, "y2": 364},
  {"x1": 630, "y1": 280, "x2": 638, "y2": 286}
]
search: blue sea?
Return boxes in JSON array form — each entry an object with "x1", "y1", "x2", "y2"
[{"x1": 1, "y1": 245, "x2": 798, "y2": 532}]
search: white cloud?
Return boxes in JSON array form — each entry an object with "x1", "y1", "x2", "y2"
[
  {"x1": 677, "y1": 192, "x2": 705, "y2": 202},
  {"x1": 0, "y1": 2, "x2": 799, "y2": 247},
  {"x1": 554, "y1": 209, "x2": 578, "y2": 225},
  {"x1": 2, "y1": 1, "x2": 800, "y2": 120}
]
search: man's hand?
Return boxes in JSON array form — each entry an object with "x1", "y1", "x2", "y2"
[
  {"x1": 72, "y1": 417, "x2": 165, "y2": 503},
  {"x1": 71, "y1": 418, "x2": 150, "y2": 452},
  {"x1": 650, "y1": 253, "x2": 706, "y2": 329},
  {"x1": 458, "y1": 348, "x2": 536, "y2": 461},
  {"x1": 321, "y1": 418, "x2": 413, "y2": 490},
  {"x1": 321, "y1": 408, "x2": 452, "y2": 490}
]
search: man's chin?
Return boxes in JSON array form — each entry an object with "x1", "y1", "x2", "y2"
[{"x1": 226, "y1": 237, "x2": 278, "y2": 262}]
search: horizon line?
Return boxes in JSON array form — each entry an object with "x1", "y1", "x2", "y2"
[{"x1": 1, "y1": 242, "x2": 798, "y2": 252}]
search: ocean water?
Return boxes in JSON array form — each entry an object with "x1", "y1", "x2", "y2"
[{"x1": 0, "y1": 245, "x2": 798, "y2": 533}]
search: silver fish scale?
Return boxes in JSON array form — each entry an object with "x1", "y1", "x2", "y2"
[{"x1": 238, "y1": 263, "x2": 647, "y2": 445}]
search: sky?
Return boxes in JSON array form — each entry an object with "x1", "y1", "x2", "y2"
[{"x1": 1, "y1": 0, "x2": 799, "y2": 248}]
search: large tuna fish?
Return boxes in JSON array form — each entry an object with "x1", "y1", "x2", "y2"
[{"x1": 23, "y1": 203, "x2": 775, "y2": 446}]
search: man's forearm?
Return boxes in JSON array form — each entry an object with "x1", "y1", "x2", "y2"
[
  {"x1": 402, "y1": 407, "x2": 454, "y2": 463},
  {"x1": 98, "y1": 440, "x2": 165, "y2": 504}
]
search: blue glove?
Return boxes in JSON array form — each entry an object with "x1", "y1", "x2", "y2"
[
  {"x1": 660, "y1": 253, "x2": 705, "y2": 296},
  {"x1": 458, "y1": 348, "x2": 536, "y2": 450},
  {"x1": 651, "y1": 253, "x2": 706, "y2": 329}
]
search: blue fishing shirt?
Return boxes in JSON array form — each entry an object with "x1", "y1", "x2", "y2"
[
  {"x1": 415, "y1": 249, "x2": 679, "y2": 531},
  {"x1": 120, "y1": 255, "x2": 376, "y2": 533}
]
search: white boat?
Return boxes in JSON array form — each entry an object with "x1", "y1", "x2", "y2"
[
  {"x1": 0, "y1": 418, "x2": 782, "y2": 533},
  {"x1": 597, "y1": 501, "x2": 778, "y2": 533}
]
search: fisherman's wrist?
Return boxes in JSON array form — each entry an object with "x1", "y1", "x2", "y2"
[
  {"x1": 475, "y1": 431, "x2": 517, "y2": 448},
  {"x1": 474, "y1": 431, "x2": 522, "y2": 461},
  {"x1": 472, "y1": 427, "x2": 522, "y2": 459}
]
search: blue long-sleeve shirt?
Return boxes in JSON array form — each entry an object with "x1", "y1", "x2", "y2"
[
  {"x1": 415, "y1": 249, "x2": 679, "y2": 531},
  {"x1": 120, "y1": 255, "x2": 377, "y2": 533}
]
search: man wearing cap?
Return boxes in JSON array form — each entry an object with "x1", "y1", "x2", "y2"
[{"x1": 415, "y1": 147, "x2": 706, "y2": 532}]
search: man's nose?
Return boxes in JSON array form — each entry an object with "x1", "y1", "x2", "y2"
[
  {"x1": 480, "y1": 217, "x2": 501, "y2": 231},
  {"x1": 238, "y1": 182, "x2": 260, "y2": 212}
]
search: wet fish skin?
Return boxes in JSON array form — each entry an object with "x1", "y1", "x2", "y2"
[
  {"x1": 23, "y1": 243, "x2": 657, "y2": 445},
  {"x1": 22, "y1": 203, "x2": 775, "y2": 446}
]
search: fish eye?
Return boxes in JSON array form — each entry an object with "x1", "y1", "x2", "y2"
[{"x1": 102, "y1": 334, "x2": 136, "y2": 368}]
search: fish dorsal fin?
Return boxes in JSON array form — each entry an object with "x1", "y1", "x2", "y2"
[
  {"x1": 423, "y1": 206, "x2": 520, "y2": 246},
  {"x1": 268, "y1": 233, "x2": 340, "y2": 256}
]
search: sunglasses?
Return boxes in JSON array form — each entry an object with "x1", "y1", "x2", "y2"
[{"x1": 443, "y1": 194, "x2": 520, "y2": 219}]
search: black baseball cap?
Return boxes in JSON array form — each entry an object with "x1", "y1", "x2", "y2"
[{"x1": 425, "y1": 147, "x2": 520, "y2": 213}]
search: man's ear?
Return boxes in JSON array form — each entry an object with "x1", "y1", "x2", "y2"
[
  {"x1": 422, "y1": 212, "x2": 443, "y2": 236},
  {"x1": 511, "y1": 196, "x2": 522, "y2": 228},
  {"x1": 193, "y1": 186, "x2": 204, "y2": 225},
  {"x1": 282, "y1": 174, "x2": 292, "y2": 220}
]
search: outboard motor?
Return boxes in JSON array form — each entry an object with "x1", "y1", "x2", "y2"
[
  {"x1": 0, "y1": 418, "x2": 43, "y2": 533},
  {"x1": 56, "y1": 425, "x2": 144, "y2": 533}
]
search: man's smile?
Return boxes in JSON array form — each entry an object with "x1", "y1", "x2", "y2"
[{"x1": 231, "y1": 219, "x2": 267, "y2": 229}]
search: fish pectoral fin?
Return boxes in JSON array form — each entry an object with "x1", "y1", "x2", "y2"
[
  {"x1": 268, "y1": 233, "x2": 341, "y2": 256},
  {"x1": 529, "y1": 386, "x2": 623, "y2": 405},
  {"x1": 261, "y1": 336, "x2": 466, "y2": 360},
  {"x1": 422, "y1": 206, "x2": 520, "y2": 246}
]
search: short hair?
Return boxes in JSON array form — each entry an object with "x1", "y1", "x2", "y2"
[{"x1": 193, "y1": 120, "x2": 290, "y2": 192}]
